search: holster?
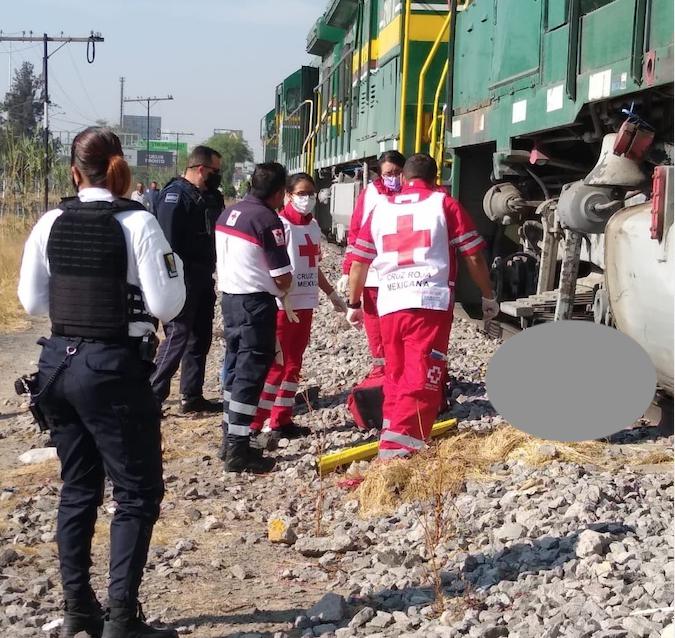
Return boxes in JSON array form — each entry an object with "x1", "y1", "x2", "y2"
[
  {"x1": 14, "y1": 337, "x2": 82, "y2": 432},
  {"x1": 14, "y1": 373, "x2": 49, "y2": 432},
  {"x1": 138, "y1": 333, "x2": 159, "y2": 362}
]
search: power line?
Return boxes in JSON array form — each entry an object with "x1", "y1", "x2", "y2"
[
  {"x1": 51, "y1": 117, "x2": 95, "y2": 130},
  {"x1": 0, "y1": 43, "x2": 41, "y2": 55},
  {"x1": 0, "y1": 31, "x2": 104, "y2": 210},
  {"x1": 49, "y1": 69, "x2": 99, "y2": 125},
  {"x1": 66, "y1": 44, "x2": 99, "y2": 120}
]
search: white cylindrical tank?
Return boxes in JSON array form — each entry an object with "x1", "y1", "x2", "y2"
[{"x1": 604, "y1": 202, "x2": 674, "y2": 394}]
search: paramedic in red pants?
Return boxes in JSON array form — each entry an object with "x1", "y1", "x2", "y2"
[
  {"x1": 252, "y1": 173, "x2": 347, "y2": 445},
  {"x1": 338, "y1": 151, "x2": 406, "y2": 378},
  {"x1": 347, "y1": 153, "x2": 500, "y2": 460}
]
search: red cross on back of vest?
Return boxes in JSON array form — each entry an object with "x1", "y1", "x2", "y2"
[
  {"x1": 382, "y1": 215, "x2": 432, "y2": 266},
  {"x1": 298, "y1": 233, "x2": 320, "y2": 267}
]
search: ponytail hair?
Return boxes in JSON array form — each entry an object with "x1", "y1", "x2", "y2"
[
  {"x1": 71, "y1": 127, "x2": 131, "y2": 197},
  {"x1": 106, "y1": 154, "x2": 131, "y2": 198}
]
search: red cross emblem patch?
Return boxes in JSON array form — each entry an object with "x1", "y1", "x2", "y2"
[
  {"x1": 272, "y1": 228, "x2": 285, "y2": 246},
  {"x1": 382, "y1": 215, "x2": 431, "y2": 266},
  {"x1": 226, "y1": 210, "x2": 241, "y2": 227},
  {"x1": 298, "y1": 234, "x2": 320, "y2": 267}
]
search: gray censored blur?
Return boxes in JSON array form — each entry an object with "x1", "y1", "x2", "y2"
[{"x1": 485, "y1": 321, "x2": 657, "y2": 442}]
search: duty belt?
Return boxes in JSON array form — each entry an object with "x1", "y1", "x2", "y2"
[{"x1": 52, "y1": 333, "x2": 159, "y2": 362}]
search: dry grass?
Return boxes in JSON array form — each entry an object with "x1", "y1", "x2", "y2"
[
  {"x1": 0, "y1": 215, "x2": 32, "y2": 332},
  {"x1": 0, "y1": 458, "x2": 60, "y2": 535},
  {"x1": 356, "y1": 424, "x2": 673, "y2": 516},
  {"x1": 299, "y1": 383, "x2": 328, "y2": 537},
  {"x1": 5, "y1": 458, "x2": 60, "y2": 483},
  {"x1": 161, "y1": 414, "x2": 215, "y2": 461}
]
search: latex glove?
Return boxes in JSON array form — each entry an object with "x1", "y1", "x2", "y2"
[
  {"x1": 336, "y1": 274, "x2": 349, "y2": 295},
  {"x1": 482, "y1": 296, "x2": 500, "y2": 321},
  {"x1": 328, "y1": 290, "x2": 348, "y2": 314},
  {"x1": 281, "y1": 293, "x2": 300, "y2": 323},
  {"x1": 275, "y1": 337, "x2": 284, "y2": 365},
  {"x1": 346, "y1": 307, "x2": 364, "y2": 329}
]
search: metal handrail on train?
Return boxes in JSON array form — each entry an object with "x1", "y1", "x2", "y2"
[
  {"x1": 281, "y1": 99, "x2": 314, "y2": 173},
  {"x1": 430, "y1": 58, "x2": 449, "y2": 168},
  {"x1": 414, "y1": 10, "x2": 451, "y2": 153},
  {"x1": 307, "y1": 91, "x2": 320, "y2": 173},
  {"x1": 297, "y1": 99, "x2": 315, "y2": 160},
  {"x1": 438, "y1": 104, "x2": 448, "y2": 171},
  {"x1": 303, "y1": 93, "x2": 333, "y2": 174},
  {"x1": 398, "y1": 0, "x2": 412, "y2": 154},
  {"x1": 309, "y1": 39, "x2": 357, "y2": 172}
]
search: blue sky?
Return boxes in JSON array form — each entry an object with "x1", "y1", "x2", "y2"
[{"x1": 0, "y1": 0, "x2": 321, "y2": 159}]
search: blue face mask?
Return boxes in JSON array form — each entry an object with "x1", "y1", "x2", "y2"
[{"x1": 383, "y1": 175, "x2": 402, "y2": 193}]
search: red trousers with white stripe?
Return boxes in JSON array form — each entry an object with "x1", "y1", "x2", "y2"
[
  {"x1": 251, "y1": 308, "x2": 313, "y2": 431},
  {"x1": 363, "y1": 286, "x2": 384, "y2": 377},
  {"x1": 378, "y1": 308, "x2": 453, "y2": 459}
]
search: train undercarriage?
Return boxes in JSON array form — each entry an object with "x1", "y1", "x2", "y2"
[{"x1": 459, "y1": 91, "x2": 674, "y2": 401}]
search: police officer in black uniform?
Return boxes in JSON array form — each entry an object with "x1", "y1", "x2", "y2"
[
  {"x1": 18, "y1": 128, "x2": 184, "y2": 638},
  {"x1": 151, "y1": 146, "x2": 223, "y2": 413}
]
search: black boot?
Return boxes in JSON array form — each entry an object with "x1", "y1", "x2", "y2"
[
  {"x1": 180, "y1": 395, "x2": 223, "y2": 414},
  {"x1": 218, "y1": 438, "x2": 228, "y2": 461},
  {"x1": 271, "y1": 422, "x2": 311, "y2": 440},
  {"x1": 219, "y1": 430, "x2": 268, "y2": 461},
  {"x1": 224, "y1": 440, "x2": 275, "y2": 474},
  {"x1": 101, "y1": 600, "x2": 177, "y2": 638},
  {"x1": 61, "y1": 595, "x2": 104, "y2": 638}
]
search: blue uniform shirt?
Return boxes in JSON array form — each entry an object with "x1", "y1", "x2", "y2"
[
  {"x1": 215, "y1": 194, "x2": 292, "y2": 296},
  {"x1": 156, "y1": 176, "x2": 221, "y2": 277}
]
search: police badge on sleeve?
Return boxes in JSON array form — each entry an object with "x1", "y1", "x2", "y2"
[{"x1": 164, "y1": 252, "x2": 179, "y2": 278}]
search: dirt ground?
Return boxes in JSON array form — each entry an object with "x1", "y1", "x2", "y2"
[
  {"x1": 1, "y1": 253, "x2": 672, "y2": 637},
  {"x1": 0, "y1": 319, "x2": 355, "y2": 638}
]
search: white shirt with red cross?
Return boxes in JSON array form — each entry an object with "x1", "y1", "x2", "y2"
[
  {"x1": 278, "y1": 203, "x2": 323, "y2": 310},
  {"x1": 360, "y1": 181, "x2": 388, "y2": 287},
  {"x1": 343, "y1": 179, "x2": 392, "y2": 288},
  {"x1": 353, "y1": 180, "x2": 486, "y2": 317}
]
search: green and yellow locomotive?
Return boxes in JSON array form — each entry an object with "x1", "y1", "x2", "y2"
[{"x1": 262, "y1": 0, "x2": 674, "y2": 395}]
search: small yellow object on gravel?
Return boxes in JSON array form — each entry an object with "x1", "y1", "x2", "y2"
[
  {"x1": 316, "y1": 418, "x2": 457, "y2": 476},
  {"x1": 267, "y1": 516, "x2": 297, "y2": 545}
]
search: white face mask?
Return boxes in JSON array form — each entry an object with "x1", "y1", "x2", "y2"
[{"x1": 291, "y1": 194, "x2": 317, "y2": 215}]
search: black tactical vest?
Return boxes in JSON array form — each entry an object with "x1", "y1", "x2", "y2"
[{"x1": 47, "y1": 197, "x2": 157, "y2": 340}]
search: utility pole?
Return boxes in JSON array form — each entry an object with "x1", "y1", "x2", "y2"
[
  {"x1": 123, "y1": 95, "x2": 173, "y2": 176},
  {"x1": 162, "y1": 130, "x2": 193, "y2": 175},
  {"x1": 0, "y1": 31, "x2": 104, "y2": 211},
  {"x1": 119, "y1": 76, "x2": 125, "y2": 129}
]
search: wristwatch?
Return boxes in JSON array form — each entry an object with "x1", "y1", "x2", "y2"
[{"x1": 347, "y1": 300, "x2": 362, "y2": 309}]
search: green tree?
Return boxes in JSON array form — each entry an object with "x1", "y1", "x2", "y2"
[
  {"x1": 1, "y1": 61, "x2": 43, "y2": 138},
  {"x1": 201, "y1": 133, "x2": 253, "y2": 189}
]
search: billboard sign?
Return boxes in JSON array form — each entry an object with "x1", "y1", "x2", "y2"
[
  {"x1": 123, "y1": 115, "x2": 162, "y2": 140},
  {"x1": 137, "y1": 150, "x2": 175, "y2": 168},
  {"x1": 136, "y1": 139, "x2": 188, "y2": 154}
]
